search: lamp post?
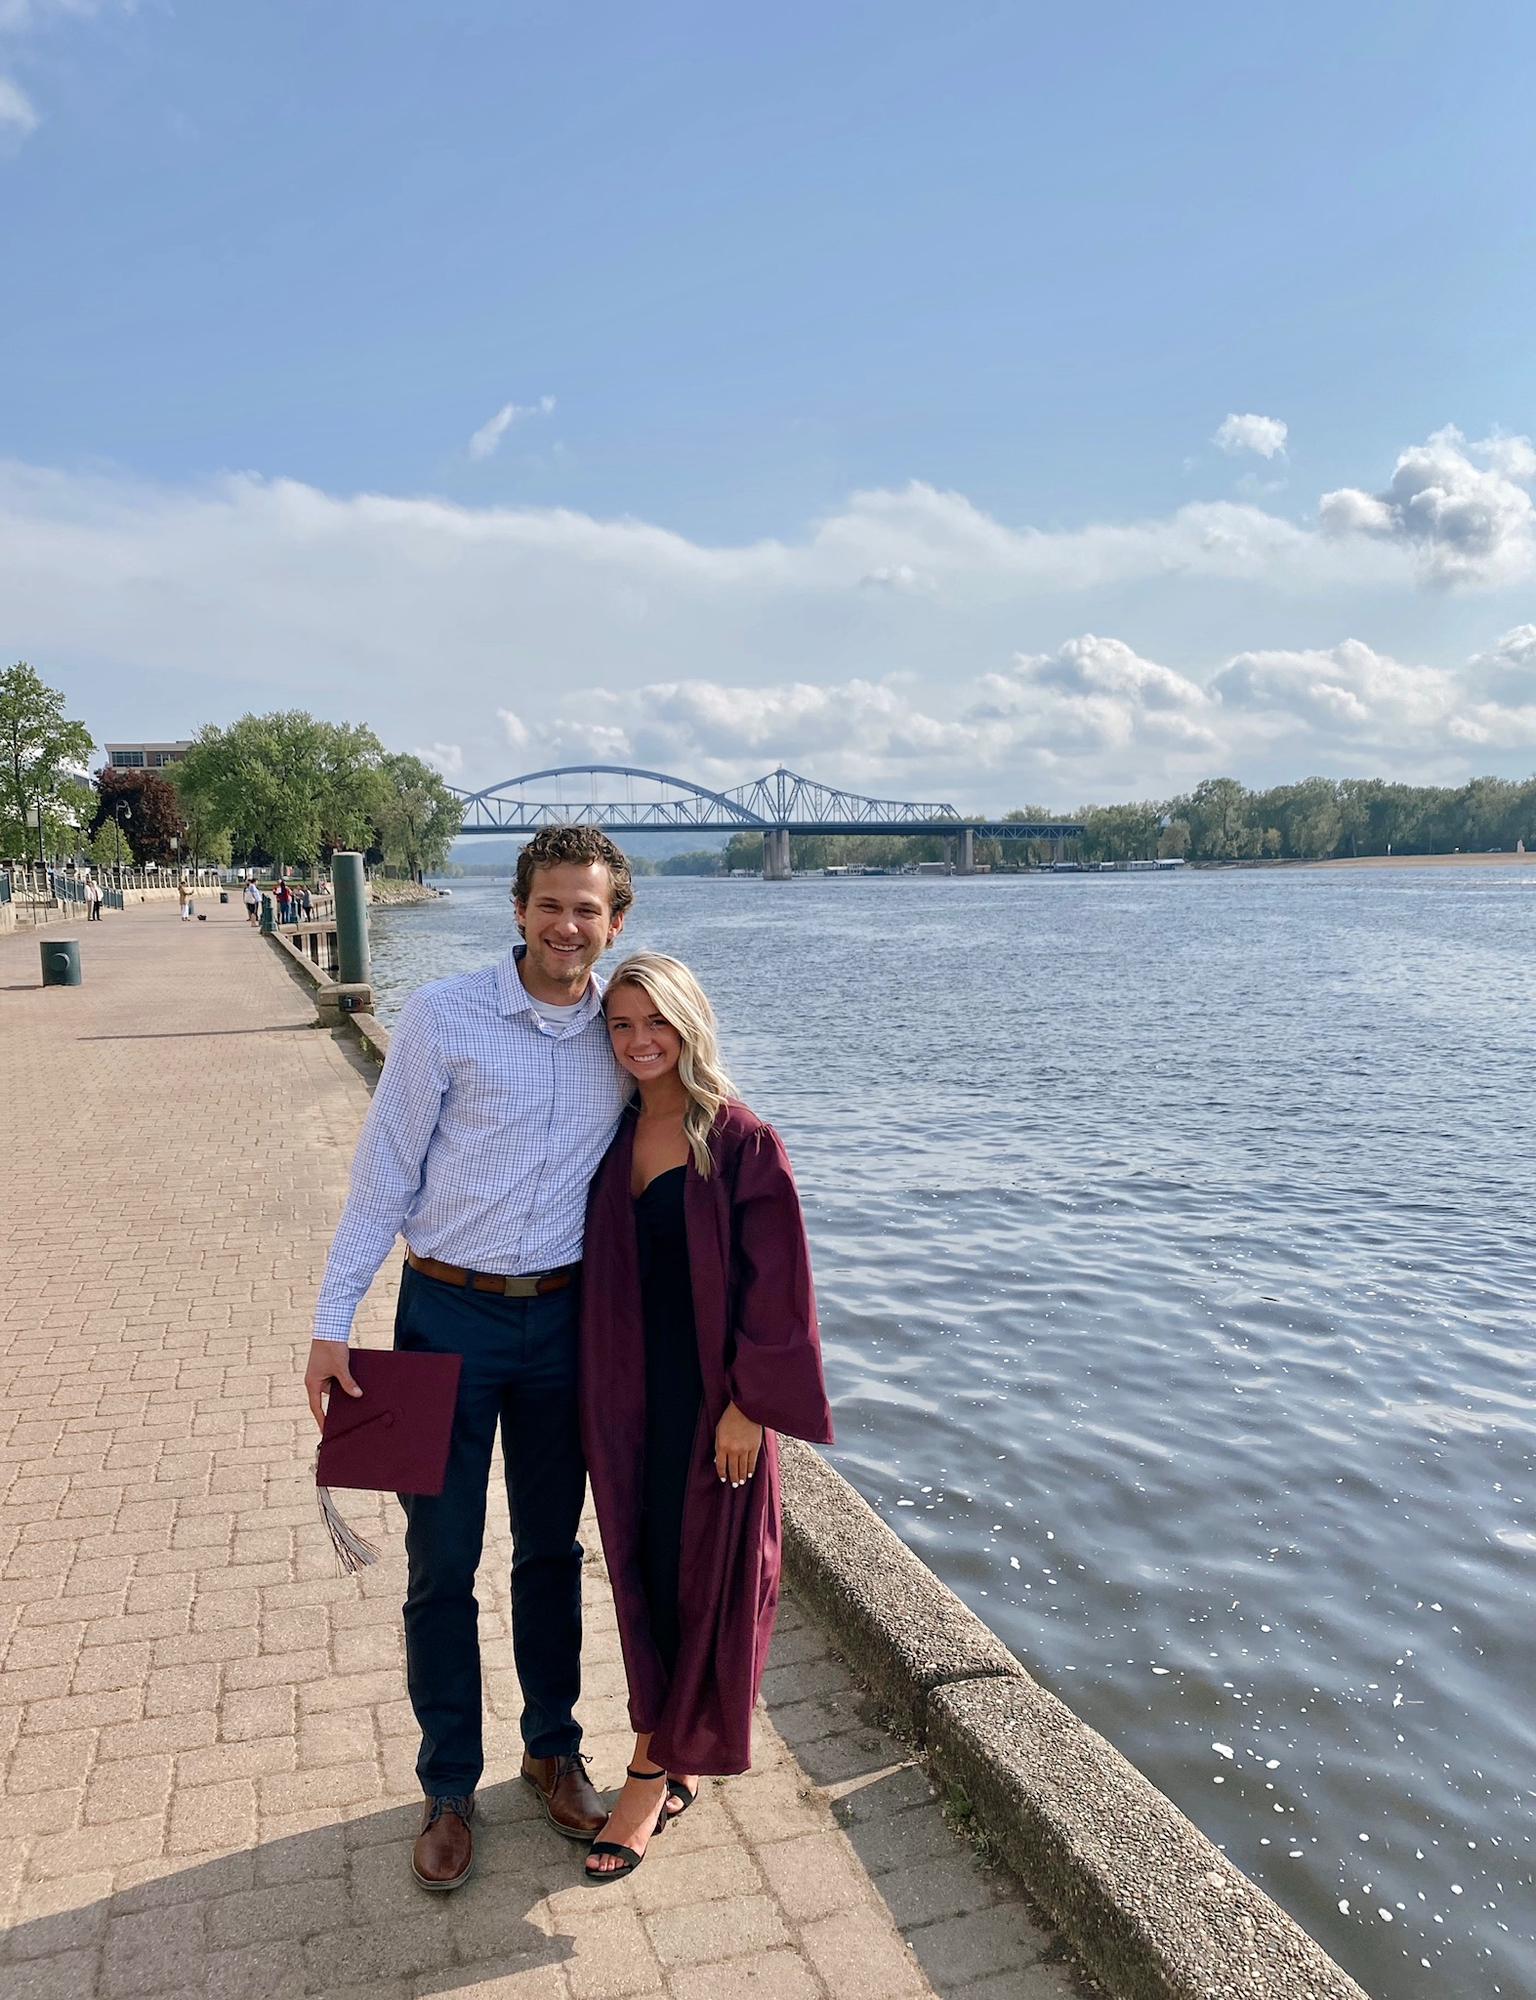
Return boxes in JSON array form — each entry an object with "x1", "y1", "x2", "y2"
[
  {"x1": 28, "y1": 799, "x2": 45, "y2": 887},
  {"x1": 113, "y1": 801, "x2": 132, "y2": 887}
]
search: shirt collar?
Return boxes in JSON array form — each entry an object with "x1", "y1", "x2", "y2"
[{"x1": 494, "y1": 943, "x2": 606, "y2": 1032}]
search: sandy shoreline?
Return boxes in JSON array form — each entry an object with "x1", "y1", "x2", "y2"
[{"x1": 1294, "y1": 850, "x2": 1535, "y2": 871}]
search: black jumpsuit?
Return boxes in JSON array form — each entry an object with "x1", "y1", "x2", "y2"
[{"x1": 633, "y1": 1165, "x2": 705, "y2": 1673}]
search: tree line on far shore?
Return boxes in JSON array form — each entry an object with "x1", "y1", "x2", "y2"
[
  {"x1": 2, "y1": 663, "x2": 463, "y2": 878},
  {"x1": 644, "y1": 773, "x2": 1532, "y2": 872}
]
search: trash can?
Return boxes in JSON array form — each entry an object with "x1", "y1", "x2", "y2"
[
  {"x1": 219, "y1": 890, "x2": 229, "y2": 904},
  {"x1": 41, "y1": 937, "x2": 82, "y2": 987}
]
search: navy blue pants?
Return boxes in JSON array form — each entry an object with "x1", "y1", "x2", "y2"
[{"x1": 394, "y1": 1263, "x2": 587, "y2": 1796}]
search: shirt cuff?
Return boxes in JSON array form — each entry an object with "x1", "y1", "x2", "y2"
[{"x1": 310, "y1": 1301, "x2": 358, "y2": 1343}]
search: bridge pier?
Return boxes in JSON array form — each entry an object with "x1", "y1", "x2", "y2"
[
  {"x1": 957, "y1": 827, "x2": 976, "y2": 875},
  {"x1": 763, "y1": 829, "x2": 793, "y2": 881}
]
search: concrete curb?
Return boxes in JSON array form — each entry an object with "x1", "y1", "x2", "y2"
[
  {"x1": 776, "y1": 1433, "x2": 1021, "y2": 1739},
  {"x1": 779, "y1": 1437, "x2": 1370, "y2": 2000}
]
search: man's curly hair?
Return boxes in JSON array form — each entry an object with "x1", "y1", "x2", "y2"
[{"x1": 513, "y1": 824, "x2": 635, "y2": 922}]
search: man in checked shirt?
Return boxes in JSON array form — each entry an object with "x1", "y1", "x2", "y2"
[{"x1": 304, "y1": 825, "x2": 633, "y2": 1891}]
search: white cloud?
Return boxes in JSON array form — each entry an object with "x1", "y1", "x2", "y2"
[
  {"x1": 3, "y1": 449, "x2": 1534, "y2": 805},
  {"x1": 0, "y1": 0, "x2": 132, "y2": 146},
  {"x1": 0, "y1": 73, "x2": 38, "y2": 139},
  {"x1": 416, "y1": 742, "x2": 463, "y2": 777},
  {"x1": 1466, "y1": 625, "x2": 1536, "y2": 709},
  {"x1": 1207, "y1": 634, "x2": 1536, "y2": 765},
  {"x1": 1215, "y1": 413, "x2": 1289, "y2": 460},
  {"x1": 531, "y1": 627, "x2": 1536, "y2": 801},
  {"x1": 0, "y1": 1, "x2": 120, "y2": 30},
  {"x1": 971, "y1": 637, "x2": 1220, "y2": 765},
  {"x1": 1320, "y1": 426, "x2": 1536, "y2": 584},
  {"x1": 467, "y1": 394, "x2": 556, "y2": 461},
  {"x1": 496, "y1": 708, "x2": 532, "y2": 753},
  {"x1": 858, "y1": 562, "x2": 933, "y2": 592}
]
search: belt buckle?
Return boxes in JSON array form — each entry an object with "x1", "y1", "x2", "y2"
[{"x1": 501, "y1": 1274, "x2": 541, "y2": 1298}]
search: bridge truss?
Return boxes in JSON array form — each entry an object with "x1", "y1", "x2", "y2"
[{"x1": 449, "y1": 764, "x2": 1083, "y2": 844}]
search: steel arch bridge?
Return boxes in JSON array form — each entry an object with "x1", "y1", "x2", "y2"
[{"x1": 447, "y1": 764, "x2": 1083, "y2": 876}]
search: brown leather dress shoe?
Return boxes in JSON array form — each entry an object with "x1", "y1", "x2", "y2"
[
  {"x1": 521, "y1": 1750, "x2": 606, "y2": 1840},
  {"x1": 411, "y1": 1794, "x2": 475, "y2": 1891}
]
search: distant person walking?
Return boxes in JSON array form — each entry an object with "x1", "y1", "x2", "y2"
[
  {"x1": 178, "y1": 878, "x2": 194, "y2": 922},
  {"x1": 300, "y1": 885, "x2": 314, "y2": 921},
  {"x1": 276, "y1": 880, "x2": 292, "y2": 925},
  {"x1": 84, "y1": 877, "x2": 103, "y2": 921},
  {"x1": 244, "y1": 881, "x2": 261, "y2": 927}
]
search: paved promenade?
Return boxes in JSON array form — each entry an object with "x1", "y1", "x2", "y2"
[{"x1": 0, "y1": 905, "x2": 1090, "y2": 2000}]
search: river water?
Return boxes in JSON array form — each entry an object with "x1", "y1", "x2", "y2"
[{"x1": 369, "y1": 868, "x2": 1534, "y2": 2000}]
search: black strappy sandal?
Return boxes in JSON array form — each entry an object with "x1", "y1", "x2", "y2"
[
  {"x1": 584, "y1": 1765, "x2": 669, "y2": 1885},
  {"x1": 664, "y1": 1777, "x2": 698, "y2": 1819}
]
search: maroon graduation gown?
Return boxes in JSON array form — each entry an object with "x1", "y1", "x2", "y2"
[{"x1": 579, "y1": 1099, "x2": 835, "y2": 1775}]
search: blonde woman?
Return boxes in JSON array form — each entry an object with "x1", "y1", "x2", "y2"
[{"x1": 578, "y1": 953, "x2": 833, "y2": 1883}]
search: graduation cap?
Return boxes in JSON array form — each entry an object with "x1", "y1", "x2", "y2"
[{"x1": 314, "y1": 1349, "x2": 462, "y2": 1574}]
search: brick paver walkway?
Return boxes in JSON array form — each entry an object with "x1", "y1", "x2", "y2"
[{"x1": 1, "y1": 904, "x2": 1089, "y2": 1999}]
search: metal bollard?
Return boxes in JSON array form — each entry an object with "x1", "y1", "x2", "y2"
[
  {"x1": 41, "y1": 937, "x2": 82, "y2": 987},
  {"x1": 331, "y1": 852, "x2": 371, "y2": 988}
]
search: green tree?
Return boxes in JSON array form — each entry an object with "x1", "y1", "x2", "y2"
[
  {"x1": 723, "y1": 832, "x2": 763, "y2": 872},
  {"x1": 1182, "y1": 777, "x2": 1253, "y2": 861},
  {"x1": 86, "y1": 820, "x2": 132, "y2": 876},
  {"x1": 1456, "y1": 776, "x2": 1521, "y2": 849},
  {"x1": 1077, "y1": 801, "x2": 1163, "y2": 863},
  {"x1": 1279, "y1": 777, "x2": 1344, "y2": 859},
  {"x1": 175, "y1": 712, "x2": 385, "y2": 868},
  {"x1": 0, "y1": 662, "x2": 95, "y2": 863},
  {"x1": 371, "y1": 753, "x2": 465, "y2": 882},
  {"x1": 998, "y1": 806, "x2": 1061, "y2": 869},
  {"x1": 658, "y1": 849, "x2": 725, "y2": 876}
]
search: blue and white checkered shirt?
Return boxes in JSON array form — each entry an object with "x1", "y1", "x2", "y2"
[{"x1": 311, "y1": 946, "x2": 629, "y2": 1341}]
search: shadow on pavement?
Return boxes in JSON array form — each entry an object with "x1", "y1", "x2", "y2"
[{"x1": 1, "y1": 1780, "x2": 579, "y2": 1997}]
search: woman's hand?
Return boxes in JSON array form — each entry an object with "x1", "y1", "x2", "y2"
[{"x1": 714, "y1": 1402, "x2": 763, "y2": 1488}]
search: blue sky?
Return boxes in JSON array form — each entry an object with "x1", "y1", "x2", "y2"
[{"x1": 4, "y1": 1, "x2": 1535, "y2": 808}]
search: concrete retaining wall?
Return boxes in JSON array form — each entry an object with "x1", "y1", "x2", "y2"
[{"x1": 779, "y1": 1437, "x2": 1370, "y2": 2000}]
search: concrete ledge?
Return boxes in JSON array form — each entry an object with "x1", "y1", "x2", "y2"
[
  {"x1": 779, "y1": 1438, "x2": 1368, "y2": 2000},
  {"x1": 928, "y1": 1678, "x2": 1367, "y2": 2000},
  {"x1": 779, "y1": 1436, "x2": 1022, "y2": 1738},
  {"x1": 315, "y1": 981, "x2": 375, "y2": 1027},
  {"x1": 267, "y1": 927, "x2": 332, "y2": 990},
  {"x1": 347, "y1": 1011, "x2": 391, "y2": 1064}
]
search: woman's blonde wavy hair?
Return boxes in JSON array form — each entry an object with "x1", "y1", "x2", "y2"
[{"x1": 603, "y1": 953, "x2": 736, "y2": 1177}]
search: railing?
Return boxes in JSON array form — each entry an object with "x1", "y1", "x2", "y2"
[
  {"x1": 259, "y1": 878, "x2": 388, "y2": 1063},
  {"x1": 2, "y1": 866, "x2": 61, "y2": 927}
]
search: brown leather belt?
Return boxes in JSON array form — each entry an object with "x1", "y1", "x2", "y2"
[{"x1": 406, "y1": 1250, "x2": 580, "y2": 1298}]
